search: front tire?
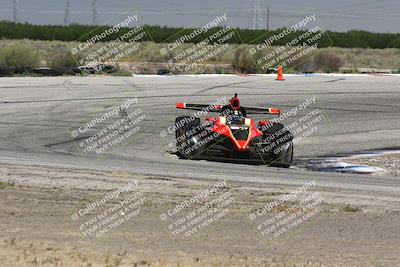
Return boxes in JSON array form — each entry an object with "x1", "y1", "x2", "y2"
[
  {"x1": 175, "y1": 116, "x2": 200, "y2": 159},
  {"x1": 259, "y1": 122, "x2": 294, "y2": 168},
  {"x1": 271, "y1": 141, "x2": 293, "y2": 168}
]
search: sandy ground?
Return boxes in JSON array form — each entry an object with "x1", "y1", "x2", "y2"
[
  {"x1": 345, "y1": 154, "x2": 400, "y2": 176},
  {"x1": 1, "y1": 163, "x2": 400, "y2": 267}
]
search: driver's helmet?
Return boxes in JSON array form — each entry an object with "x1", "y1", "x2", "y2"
[
  {"x1": 225, "y1": 94, "x2": 243, "y2": 124},
  {"x1": 229, "y1": 96, "x2": 241, "y2": 110}
]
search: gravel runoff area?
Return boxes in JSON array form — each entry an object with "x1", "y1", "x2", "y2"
[{"x1": 345, "y1": 153, "x2": 400, "y2": 176}]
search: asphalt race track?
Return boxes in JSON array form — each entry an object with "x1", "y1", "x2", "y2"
[{"x1": 0, "y1": 75, "x2": 399, "y2": 192}]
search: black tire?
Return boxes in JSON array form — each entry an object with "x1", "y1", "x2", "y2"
[
  {"x1": 79, "y1": 67, "x2": 96, "y2": 74},
  {"x1": 157, "y1": 69, "x2": 171, "y2": 75},
  {"x1": 175, "y1": 116, "x2": 200, "y2": 159},
  {"x1": 33, "y1": 68, "x2": 62, "y2": 76},
  {"x1": 14, "y1": 67, "x2": 32, "y2": 74},
  {"x1": 55, "y1": 67, "x2": 80, "y2": 76},
  {"x1": 69, "y1": 67, "x2": 82, "y2": 74},
  {"x1": 259, "y1": 122, "x2": 294, "y2": 168},
  {"x1": 0, "y1": 66, "x2": 15, "y2": 76},
  {"x1": 271, "y1": 141, "x2": 293, "y2": 168}
]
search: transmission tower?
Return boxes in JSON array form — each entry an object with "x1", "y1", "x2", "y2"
[
  {"x1": 64, "y1": 0, "x2": 71, "y2": 25},
  {"x1": 252, "y1": 0, "x2": 263, "y2": 30},
  {"x1": 13, "y1": 0, "x2": 19, "y2": 22},
  {"x1": 92, "y1": 0, "x2": 98, "y2": 25},
  {"x1": 266, "y1": 4, "x2": 270, "y2": 31}
]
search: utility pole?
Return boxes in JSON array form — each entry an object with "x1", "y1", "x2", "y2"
[
  {"x1": 64, "y1": 0, "x2": 71, "y2": 25},
  {"x1": 92, "y1": 0, "x2": 98, "y2": 25},
  {"x1": 13, "y1": 0, "x2": 19, "y2": 23},
  {"x1": 266, "y1": 4, "x2": 270, "y2": 31}
]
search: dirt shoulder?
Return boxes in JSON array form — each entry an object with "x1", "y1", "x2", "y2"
[{"x1": 0, "y1": 163, "x2": 400, "y2": 267}]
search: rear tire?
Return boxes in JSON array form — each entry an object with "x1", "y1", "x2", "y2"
[{"x1": 175, "y1": 116, "x2": 200, "y2": 159}]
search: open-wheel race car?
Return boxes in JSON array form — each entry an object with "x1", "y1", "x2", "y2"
[{"x1": 175, "y1": 94, "x2": 294, "y2": 167}]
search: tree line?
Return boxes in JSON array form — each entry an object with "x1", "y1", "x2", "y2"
[{"x1": 1, "y1": 21, "x2": 400, "y2": 49}]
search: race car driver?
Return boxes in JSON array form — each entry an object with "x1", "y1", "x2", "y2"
[{"x1": 220, "y1": 94, "x2": 247, "y2": 124}]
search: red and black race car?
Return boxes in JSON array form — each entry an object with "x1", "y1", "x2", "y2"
[{"x1": 175, "y1": 94, "x2": 294, "y2": 167}]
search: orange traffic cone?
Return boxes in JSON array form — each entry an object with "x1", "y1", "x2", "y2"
[{"x1": 276, "y1": 66, "x2": 285, "y2": 81}]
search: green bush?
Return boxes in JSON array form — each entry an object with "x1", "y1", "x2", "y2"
[
  {"x1": 340, "y1": 204, "x2": 361, "y2": 212},
  {"x1": 289, "y1": 54, "x2": 315, "y2": 73},
  {"x1": 341, "y1": 67, "x2": 360, "y2": 74},
  {"x1": 48, "y1": 49, "x2": 78, "y2": 68},
  {"x1": 232, "y1": 47, "x2": 257, "y2": 73},
  {"x1": 314, "y1": 51, "x2": 343, "y2": 72},
  {"x1": 0, "y1": 181, "x2": 14, "y2": 189},
  {"x1": 392, "y1": 69, "x2": 400, "y2": 74},
  {"x1": 0, "y1": 45, "x2": 39, "y2": 68},
  {"x1": 111, "y1": 68, "x2": 132, "y2": 76}
]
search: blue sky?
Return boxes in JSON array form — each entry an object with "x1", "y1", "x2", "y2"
[{"x1": 0, "y1": 0, "x2": 399, "y2": 33}]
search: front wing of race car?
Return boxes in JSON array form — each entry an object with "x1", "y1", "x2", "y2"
[{"x1": 181, "y1": 121, "x2": 293, "y2": 167}]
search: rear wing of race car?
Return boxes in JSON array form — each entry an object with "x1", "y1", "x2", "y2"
[
  {"x1": 176, "y1": 103, "x2": 223, "y2": 112},
  {"x1": 244, "y1": 107, "x2": 281, "y2": 115},
  {"x1": 176, "y1": 103, "x2": 281, "y2": 115}
]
